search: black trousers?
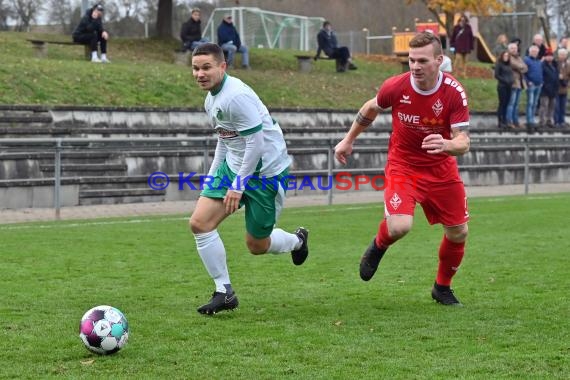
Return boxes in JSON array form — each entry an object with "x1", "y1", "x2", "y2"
[
  {"x1": 73, "y1": 31, "x2": 107, "y2": 54},
  {"x1": 329, "y1": 47, "x2": 350, "y2": 66},
  {"x1": 497, "y1": 84, "x2": 511, "y2": 124}
]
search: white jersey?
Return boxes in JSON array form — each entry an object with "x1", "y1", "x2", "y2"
[{"x1": 205, "y1": 74, "x2": 291, "y2": 177}]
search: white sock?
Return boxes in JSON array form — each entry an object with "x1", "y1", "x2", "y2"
[
  {"x1": 194, "y1": 230, "x2": 230, "y2": 293},
  {"x1": 268, "y1": 228, "x2": 301, "y2": 254},
  {"x1": 91, "y1": 51, "x2": 98, "y2": 59},
  {"x1": 101, "y1": 53, "x2": 107, "y2": 60}
]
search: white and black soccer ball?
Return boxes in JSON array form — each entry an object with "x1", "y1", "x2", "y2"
[{"x1": 79, "y1": 305, "x2": 129, "y2": 355}]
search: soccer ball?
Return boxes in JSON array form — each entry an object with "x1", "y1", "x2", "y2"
[{"x1": 79, "y1": 305, "x2": 129, "y2": 355}]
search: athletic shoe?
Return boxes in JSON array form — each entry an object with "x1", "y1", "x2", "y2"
[
  {"x1": 197, "y1": 291, "x2": 239, "y2": 315},
  {"x1": 431, "y1": 283, "x2": 463, "y2": 306},
  {"x1": 101, "y1": 57, "x2": 111, "y2": 63},
  {"x1": 91, "y1": 57, "x2": 101, "y2": 63},
  {"x1": 359, "y1": 238, "x2": 387, "y2": 281},
  {"x1": 291, "y1": 227, "x2": 309, "y2": 265}
]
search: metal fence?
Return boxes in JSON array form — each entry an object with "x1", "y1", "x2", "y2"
[{"x1": 1, "y1": 135, "x2": 569, "y2": 219}]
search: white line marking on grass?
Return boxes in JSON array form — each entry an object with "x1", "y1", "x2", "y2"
[
  {"x1": 0, "y1": 217, "x2": 189, "y2": 231},
  {"x1": 0, "y1": 205, "x2": 376, "y2": 231}
]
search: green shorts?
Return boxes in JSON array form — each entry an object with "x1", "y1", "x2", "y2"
[{"x1": 200, "y1": 161, "x2": 289, "y2": 239}]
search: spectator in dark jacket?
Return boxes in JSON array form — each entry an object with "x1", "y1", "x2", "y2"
[
  {"x1": 523, "y1": 45, "x2": 543, "y2": 128},
  {"x1": 72, "y1": 3, "x2": 109, "y2": 63},
  {"x1": 180, "y1": 8, "x2": 209, "y2": 52},
  {"x1": 449, "y1": 13, "x2": 474, "y2": 78},
  {"x1": 538, "y1": 48, "x2": 559, "y2": 127},
  {"x1": 494, "y1": 50, "x2": 514, "y2": 128},
  {"x1": 217, "y1": 14, "x2": 249, "y2": 69},
  {"x1": 316, "y1": 21, "x2": 357, "y2": 72},
  {"x1": 555, "y1": 48, "x2": 570, "y2": 128}
]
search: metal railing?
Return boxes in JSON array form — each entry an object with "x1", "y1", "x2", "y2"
[{"x1": 1, "y1": 135, "x2": 569, "y2": 219}]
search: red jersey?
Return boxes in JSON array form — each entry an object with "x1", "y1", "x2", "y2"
[{"x1": 376, "y1": 71, "x2": 469, "y2": 168}]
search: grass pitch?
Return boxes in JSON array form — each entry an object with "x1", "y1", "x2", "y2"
[{"x1": 1, "y1": 194, "x2": 569, "y2": 379}]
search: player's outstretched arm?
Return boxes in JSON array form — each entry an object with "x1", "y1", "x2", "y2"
[{"x1": 335, "y1": 98, "x2": 380, "y2": 165}]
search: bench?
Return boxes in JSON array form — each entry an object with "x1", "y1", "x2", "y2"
[
  {"x1": 27, "y1": 39, "x2": 90, "y2": 60},
  {"x1": 294, "y1": 54, "x2": 336, "y2": 73}
]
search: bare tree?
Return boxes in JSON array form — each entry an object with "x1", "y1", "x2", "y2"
[
  {"x1": 10, "y1": 0, "x2": 42, "y2": 31},
  {"x1": 156, "y1": 0, "x2": 172, "y2": 38},
  {"x1": 45, "y1": 0, "x2": 74, "y2": 33},
  {"x1": 0, "y1": 0, "x2": 15, "y2": 30}
]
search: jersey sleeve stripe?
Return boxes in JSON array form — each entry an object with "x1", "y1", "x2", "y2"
[
  {"x1": 239, "y1": 124, "x2": 263, "y2": 136},
  {"x1": 451, "y1": 121, "x2": 469, "y2": 129}
]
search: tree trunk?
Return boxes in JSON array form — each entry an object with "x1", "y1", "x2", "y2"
[{"x1": 156, "y1": 0, "x2": 172, "y2": 38}]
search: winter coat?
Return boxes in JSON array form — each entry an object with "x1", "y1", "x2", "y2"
[
  {"x1": 509, "y1": 55, "x2": 528, "y2": 89},
  {"x1": 558, "y1": 59, "x2": 570, "y2": 95},
  {"x1": 72, "y1": 9, "x2": 103, "y2": 38},
  {"x1": 180, "y1": 18, "x2": 202, "y2": 44},
  {"x1": 540, "y1": 61, "x2": 559, "y2": 98},
  {"x1": 217, "y1": 20, "x2": 241, "y2": 49},
  {"x1": 523, "y1": 56, "x2": 543, "y2": 86},
  {"x1": 316, "y1": 28, "x2": 339, "y2": 57},
  {"x1": 495, "y1": 60, "x2": 514, "y2": 88},
  {"x1": 450, "y1": 24, "x2": 474, "y2": 54}
]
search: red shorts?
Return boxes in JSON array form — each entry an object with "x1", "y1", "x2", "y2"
[{"x1": 383, "y1": 161, "x2": 469, "y2": 226}]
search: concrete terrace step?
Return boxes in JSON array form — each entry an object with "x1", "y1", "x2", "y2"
[
  {"x1": 39, "y1": 163, "x2": 128, "y2": 176},
  {"x1": 79, "y1": 188, "x2": 165, "y2": 198},
  {"x1": 78, "y1": 188, "x2": 166, "y2": 206}
]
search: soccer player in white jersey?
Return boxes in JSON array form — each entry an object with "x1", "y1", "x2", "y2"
[
  {"x1": 189, "y1": 43, "x2": 309, "y2": 315},
  {"x1": 335, "y1": 32, "x2": 470, "y2": 306}
]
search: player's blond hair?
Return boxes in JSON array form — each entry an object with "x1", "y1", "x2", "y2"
[{"x1": 409, "y1": 32, "x2": 443, "y2": 56}]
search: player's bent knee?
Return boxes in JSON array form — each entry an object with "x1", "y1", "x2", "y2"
[
  {"x1": 189, "y1": 217, "x2": 213, "y2": 234},
  {"x1": 246, "y1": 235, "x2": 269, "y2": 255},
  {"x1": 445, "y1": 224, "x2": 468, "y2": 242}
]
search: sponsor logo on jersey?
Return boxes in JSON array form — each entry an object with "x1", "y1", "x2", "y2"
[
  {"x1": 390, "y1": 193, "x2": 402, "y2": 210},
  {"x1": 432, "y1": 98, "x2": 444, "y2": 117},
  {"x1": 397, "y1": 112, "x2": 420, "y2": 124},
  {"x1": 400, "y1": 94, "x2": 412, "y2": 104},
  {"x1": 215, "y1": 127, "x2": 238, "y2": 138}
]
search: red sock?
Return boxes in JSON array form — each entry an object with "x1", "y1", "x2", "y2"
[
  {"x1": 375, "y1": 219, "x2": 396, "y2": 249},
  {"x1": 436, "y1": 235, "x2": 465, "y2": 286}
]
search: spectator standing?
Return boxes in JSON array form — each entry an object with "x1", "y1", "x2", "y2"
[
  {"x1": 180, "y1": 8, "x2": 209, "y2": 52},
  {"x1": 538, "y1": 48, "x2": 559, "y2": 128},
  {"x1": 525, "y1": 34, "x2": 547, "y2": 59},
  {"x1": 494, "y1": 51, "x2": 514, "y2": 129},
  {"x1": 72, "y1": 3, "x2": 110, "y2": 63},
  {"x1": 523, "y1": 45, "x2": 543, "y2": 130},
  {"x1": 217, "y1": 14, "x2": 250, "y2": 69},
  {"x1": 506, "y1": 42, "x2": 528, "y2": 129},
  {"x1": 492, "y1": 33, "x2": 509, "y2": 59},
  {"x1": 449, "y1": 13, "x2": 474, "y2": 78},
  {"x1": 555, "y1": 48, "x2": 570, "y2": 128},
  {"x1": 316, "y1": 21, "x2": 357, "y2": 72}
]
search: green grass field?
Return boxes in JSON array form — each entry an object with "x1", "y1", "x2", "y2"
[{"x1": 1, "y1": 194, "x2": 569, "y2": 379}]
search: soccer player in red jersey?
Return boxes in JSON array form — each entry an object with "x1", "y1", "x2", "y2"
[{"x1": 335, "y1": 31, "x2": 470, "y2": 306}]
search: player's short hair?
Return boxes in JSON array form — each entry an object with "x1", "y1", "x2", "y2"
[
  {"x1": 191, "y1": 8, "x2": 200, "y2": 14},
  {"x1": 409, "y1": 31, "x2": 443, "y2": 56},
  {"x1": 192, "y1": 43, "x2": 225, "y2": 64}
]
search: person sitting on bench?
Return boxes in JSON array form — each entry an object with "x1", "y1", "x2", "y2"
[
  {"x1": 315, "y1": 21, "x2": 357, "y2": 72},
  {"x1": 72, "y1": 3, "x2": 110, "y2": 63},
  {"x1": 180, "y1": 8, "x2": 209, "y2": 52}
]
